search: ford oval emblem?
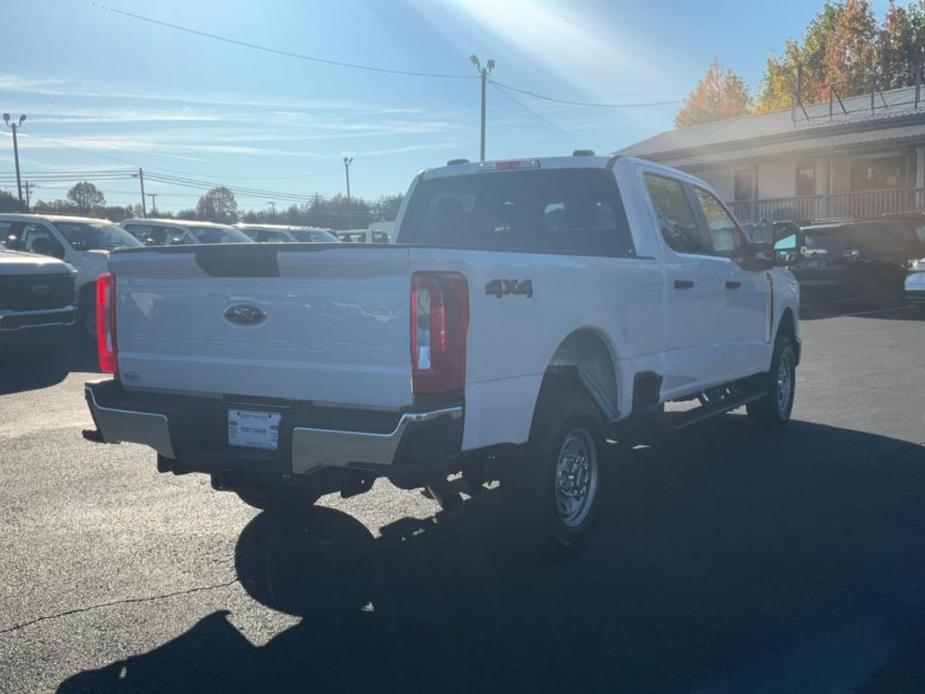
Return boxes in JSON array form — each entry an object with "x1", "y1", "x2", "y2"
[{"x1": 223, "y1": 304, "x2": 266, "y2": 326}]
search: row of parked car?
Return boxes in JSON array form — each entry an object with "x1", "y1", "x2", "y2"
[
  {"x1": 2, "y1": 208, "x2": 924, "y2": 359},
  {"x1": 744, "y1": 214, "x2": 925, "y2": 311},
  {"x1": 0, "y1": 213, "x2": 392, "y2": 353}
]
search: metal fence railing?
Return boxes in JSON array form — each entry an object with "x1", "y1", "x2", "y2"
[{"x1": 727, "y1": 188, "x2": 925, "y2": 223}]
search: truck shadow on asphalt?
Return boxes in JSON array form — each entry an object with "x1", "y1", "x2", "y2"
[
  {"x1": 0, "y1": 339, "x2": 99, "y2": 395},
  {"x1": 58, "y1": 417, "x2": 925, "y2": 693}
]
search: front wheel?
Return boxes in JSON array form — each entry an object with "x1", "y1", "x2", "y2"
[
  {"x1": 508, "y1": 389, "x2": 605, "y2": 558},
  {"x1": 747, "y1": 336, "x2": 797, "y2": 430}
]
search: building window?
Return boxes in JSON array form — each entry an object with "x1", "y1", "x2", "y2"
[
  {"x1": 734, "y1": 168, "x2": 754, "y2": 201},
  {"x1": 796, "y1": 160, "x2": 816, "y2": 196},
  {"x1": 849, "y1": 155, "x2": 905, "y2": 191}
]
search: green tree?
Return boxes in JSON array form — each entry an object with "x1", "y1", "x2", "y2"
[
  {"x1": 0, "y1": 189, "x2": 19, "y2": 212},
  {"x1": 675, "y1": 59, "x2": 750, "y2": 127},
  {"x1": 66, "y1": 181, "x2": 105, "y2": 214},
  {"x1": 196, "y1": 187, "x2": 237, "y2": 223},
  {"x1": 373, "y1": 194, "x2": 404, "y2": 221}
]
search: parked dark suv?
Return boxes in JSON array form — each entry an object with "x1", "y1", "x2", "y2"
[{"x1": 774, "y1": 219, "x2": 924, "y2": 305}]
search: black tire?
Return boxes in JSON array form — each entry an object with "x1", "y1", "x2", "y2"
[
  {"x1": 234, "y1": 485, "x2": 319, "y2": 515},
  {"x1": 746, "y1": 335, "x2": 797, "y2": 431},
  {"x1": 78, "y1": 289, "x2": 96, "y2": 342},
  {"x1": 506, "y1": 388, "x2": 605, "y2": 559}
]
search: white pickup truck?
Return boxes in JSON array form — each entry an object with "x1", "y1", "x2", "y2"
[{"x1": 83, "y1": 155, "x2": 800, "y2": 554}]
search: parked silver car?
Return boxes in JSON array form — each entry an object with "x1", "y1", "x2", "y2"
[
  {"x1": 236, "y1": 224, "x2": 338, "y2": 243},
  {"x1": 120, "y1": 218, "x2": 252, "y2": 246}
]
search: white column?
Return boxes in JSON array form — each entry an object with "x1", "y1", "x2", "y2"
[{"x1": 916, "y1": 147, "x2": 925, "y2": 189}]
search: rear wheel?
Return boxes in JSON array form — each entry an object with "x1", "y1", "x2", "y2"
[
  {"x1": 507, "y1": 389, "x2": 605, "y2": 559},
  {"x1": 747, "y1": 335, "x2": 797, "y2": 430}
]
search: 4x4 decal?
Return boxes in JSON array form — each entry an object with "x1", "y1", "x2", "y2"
[{"x1": 485, "y1": 279, "x2": 533, "y2": 299}]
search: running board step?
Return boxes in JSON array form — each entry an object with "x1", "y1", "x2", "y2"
[{"x1": 661, "y1": 391, "x2": 766, "y2": 431}]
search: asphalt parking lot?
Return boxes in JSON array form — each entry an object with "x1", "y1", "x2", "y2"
[{"x1": 1, "y1": 306, "x2": 924, "y2": 693}]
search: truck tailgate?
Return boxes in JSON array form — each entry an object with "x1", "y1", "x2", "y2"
[{"x1": 109, "y1": 245, "x2": 413, "y2": 408}]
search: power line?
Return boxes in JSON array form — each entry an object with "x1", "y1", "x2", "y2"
[
  {"x1": 143, "y1": 172, "x2": 318, "y2": 203},
  {"x1": 83, "y1": 1, "x2": 477, "y2": 80},
  {"x1": 11, "y1": 132, "x2": 346, "y2": 183},
  {"x1": 82, "y1": 1, "x2": 691, "y2": 107},
  {"x1": 489, "y1": 79, "x2": 683, "y2": 108},
  {"x1": 492, "y1": 84, "x2": 602, "y2": 149}
]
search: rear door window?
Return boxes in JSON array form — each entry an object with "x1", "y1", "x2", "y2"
[
  {"x1": 125, "y1": 224, "x2": 166, "y2": 246},
  {"x1": 255, "y1": 229, "x2": 291, "y2": 243},
  {"x1": 399, "y1": 169, "x2": 635, "y2": 257},
  {"x1": 21, "y1": 223, "x2": 65, "y2": 257},
  {"x1": 0, "y1": 221, "x2": 18, "y2": 248},
  {"x1": 643, "y1": 174, "x2": 704, "y2": 255}
]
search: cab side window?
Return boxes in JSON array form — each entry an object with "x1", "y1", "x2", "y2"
[
  {"x1": 643, "y1": 174, "x2": 704, "y2": 254},
  {"x1": 693, "y1": 187, "x2": 747, "y2": 259}
]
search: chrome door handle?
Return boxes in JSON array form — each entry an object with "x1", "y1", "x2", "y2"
[
  {"x1": 674, "y1": 280, "x2": 694, "y2": 290},
  {"x1": 725, "y1": 281, "x2": 742, "y2": 289}
]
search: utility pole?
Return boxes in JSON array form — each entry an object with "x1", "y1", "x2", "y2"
[
  {"x1": 343, "y1": 157, "x2": 353, "y2": 203},
  {"x1": 134, "y1": 168, "x2": 147, "y2": 217},
  {"x1": 470, "y1": 56, "x2": 495, "y2": 162},
  {"x1": 2, "y1": 113, "x2": 26, "y2": 210},
  {"x1": 146, "y1": 193, "x2": 158, "y2": 216},
  {"x1": 267, "y1": 201, "x2": 276, "y2": 216},
  {"x1": 23, "y1": 181, "x2": 33, "y2": 211}
]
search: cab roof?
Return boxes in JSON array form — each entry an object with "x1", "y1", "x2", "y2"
[
  {"x1": 121, "y1": 217, "x2": 237, "y2": 229},
  {"x1": 421, "y1": 155, "x2": 618, "y2": 180},
  {"x1": 0, "y1": 213, "x2": 115, "y2": 224}
]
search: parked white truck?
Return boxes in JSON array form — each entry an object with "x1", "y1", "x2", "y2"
[{"x1": 83, "y1": 155, "x2": 800, "y2": 554}]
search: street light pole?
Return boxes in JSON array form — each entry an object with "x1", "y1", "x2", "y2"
[
  {"x1": 343, "y1": 157, "x2": 353, "y2": 203},
  {"x1": 470, "y1": 56, "x2": 495, "y2": 162},
  {"x1": 3, "y1": 113, "x2": 27, "y2": 210}
]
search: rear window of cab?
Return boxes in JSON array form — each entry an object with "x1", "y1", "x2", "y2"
[{"x1": 398, "y1": 169, "x2": 635, "y2": 257}]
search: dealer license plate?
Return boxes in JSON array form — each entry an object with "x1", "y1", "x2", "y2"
[{"x1": 227, "y1": 409, "x2": 281, "y2": 451}]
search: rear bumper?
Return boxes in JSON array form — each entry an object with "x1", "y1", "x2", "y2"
[
  {"x1": 291, "y1": 408, "x2": 462, "y2": 474},
  {"x1": 907, "y1": 290, "x2": 925, "y2": 306},
  {"x1": 84, "y1": 379, "x2": 464, "y2": 485}
]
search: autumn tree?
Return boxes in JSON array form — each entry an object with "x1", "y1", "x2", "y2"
[
  {"x1": 67, "y1": 182, "x2": 105, "y2": 214},
  {"x1": 823, "y1": 0, "x2": 879, "y2": 94},
  {"x1": 753, "y1": 0, "x2": 925, "y2": 114},
  {"x1": 675, "y1": 59, "x2": 750, "y2": 127},
  {"x1": 196, "y1": 186, "x2": 238, "y2": 223}
]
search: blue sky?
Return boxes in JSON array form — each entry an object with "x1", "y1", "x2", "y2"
[{"x1": 0, "y1": 0, "x2": 893, "y2": 212}]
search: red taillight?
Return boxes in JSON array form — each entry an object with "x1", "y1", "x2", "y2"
[
  {"x1": 96, "y1": 273, "x2": 118, "y2": 374},
  {"x1": 411, "y1": 272, "x2": 468, "y2": 395}
]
